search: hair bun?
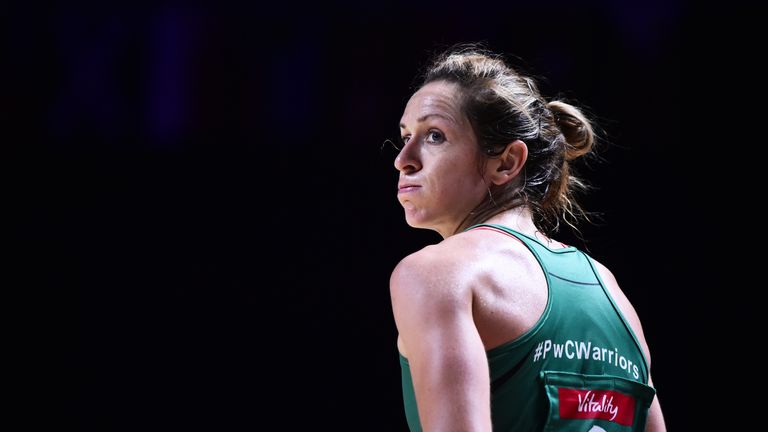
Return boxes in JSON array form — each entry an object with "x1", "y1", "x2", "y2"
[{"x1": 547, "y1": 101, "x2": 595, "y2": 161}]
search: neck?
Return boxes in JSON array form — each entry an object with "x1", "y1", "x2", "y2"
[
  {"x1": 481, "y1": 207, "x2": 568, "y2": 248},
  {"x1": 481, "y1": 207, "x2": 539, "y2": 238}
]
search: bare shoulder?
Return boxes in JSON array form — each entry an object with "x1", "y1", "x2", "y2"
[
  {"x1": 389, "y1": 238, "x2": 483, "y2": 357},
  {"x1": 390, "y1": 230, "x2": 519, "y2": 288},
  {"x1": 390, "y1": 237, "x2": 477, "y2": 302},
  {"x1": 591, "y1": 257, "x2": 667, "y2": 430},
  {"x1": 591, "y1": 260, "x2": 628, "y2": 304},
  {"x1": 391, "y1": 229, "x2": 534, "y2": 293},
  {"x1": 590, "y1": 258, "x2": 651, "y2": 365},
  {"x1": 590, "y1": 259, "x2": 639, "y2": 325}
]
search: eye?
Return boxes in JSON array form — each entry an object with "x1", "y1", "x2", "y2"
[
  {"x1": 425, "y1": 130, "x2": 445, "y2": 144},
  {"x1": 400, "y1": 135, "x2": 411, "y2": 147}
]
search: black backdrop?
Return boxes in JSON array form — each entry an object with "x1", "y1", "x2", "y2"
[{"x1": 10, "y1": 1, "x2": 760, "y2": 430}]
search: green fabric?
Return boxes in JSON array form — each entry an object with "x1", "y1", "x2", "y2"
[{"x1": 399, "y1": 224, "x2": 655, "y2": 431}]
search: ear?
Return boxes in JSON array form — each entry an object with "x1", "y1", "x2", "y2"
[{"x1": 486, "y1": 140, "x2": 528, "y2": 186}]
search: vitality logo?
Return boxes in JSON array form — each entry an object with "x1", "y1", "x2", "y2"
[{"x1": 558, "y1": 388, "x2": 636, "y2": 426}]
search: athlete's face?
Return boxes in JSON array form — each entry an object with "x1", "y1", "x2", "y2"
[{"x1": 396, "y1": 81, "x2": 488, "y2": 238}]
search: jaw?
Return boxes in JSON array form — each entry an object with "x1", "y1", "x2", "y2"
[{"x1": 403, "y1": 206, "x2": 465, "y2": 239}]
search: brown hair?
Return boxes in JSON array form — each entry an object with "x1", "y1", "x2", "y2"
[{"x1": 420, "y1": 44, "x2": 597, "y2": 236}]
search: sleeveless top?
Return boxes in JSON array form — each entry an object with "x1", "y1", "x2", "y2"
[{"x1": 399, "y1": 223, "x2": 656, "y2": 431}]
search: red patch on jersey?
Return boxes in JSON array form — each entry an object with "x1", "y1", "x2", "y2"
[{"x1": 558, "y1": 388, "x2": 635, "y2": 426}]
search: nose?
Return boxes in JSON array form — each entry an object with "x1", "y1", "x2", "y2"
[{"x1": 393, "y1": 139, "x2": 421, "y2": 174}]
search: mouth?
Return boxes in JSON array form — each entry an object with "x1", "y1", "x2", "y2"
[{"x1": 398, "y1": 184, "x2": 420, "y2": 194}]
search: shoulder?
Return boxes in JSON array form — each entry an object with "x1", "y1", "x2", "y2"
[
  {"x1": 589, "y1": 257, "x2": 652, "y2": 366},
  {"x1": 390, "y1": 234, "x2": 487, "y2": 308},
  {"x1": 390, "y1": 229, "x2": 531, "y2": 304},
  {"x1": 390, "y1": 230, "x2": 507, "y2": 286},
  {"x1": 390, "y1": 236, "x2": 494, "y2": 359},
  {"x1": 391, "y1": 241, "x2": 467, "y2": 300},
  {"x1": 589, "y1": 258, "x2": 634, "y2": 316},
  {"x1": 589, "y1": 258, "x2": 632, "y2": 312},
  {"x1": 589, "y1": 258, "x2": 618, "y2": 288}
]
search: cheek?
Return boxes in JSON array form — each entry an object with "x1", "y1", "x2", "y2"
[{"x1": 434, "y1": 163, "x2": 486, "y2": 202}]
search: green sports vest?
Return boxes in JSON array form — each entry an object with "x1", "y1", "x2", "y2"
[{"x1": 399, "y1": 224, "x2": 656, "y2": 431}]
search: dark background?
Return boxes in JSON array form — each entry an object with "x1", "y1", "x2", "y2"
[{"x1": 10, "y1": 1, "x2": 759, "y2": 430}]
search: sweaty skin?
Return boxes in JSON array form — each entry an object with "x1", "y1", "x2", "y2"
[{"x1": 392, "y1": 80, "x2": 665, "y2": 431}]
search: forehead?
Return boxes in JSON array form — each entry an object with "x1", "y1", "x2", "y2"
[{"x1": 401, "y1": 81, "x2": 464, "y2": 125}]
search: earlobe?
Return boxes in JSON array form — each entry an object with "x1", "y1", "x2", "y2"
[{"x1": 489, "y1": 140, "x2": 528, "y2": 186}]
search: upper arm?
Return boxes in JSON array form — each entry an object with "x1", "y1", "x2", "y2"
[
  {"x1": 593, "y1": 260, "x2": 666, "y2": 432},
  {"x1": 390, "y1": 251, "x2": 491, "y2": 432}
]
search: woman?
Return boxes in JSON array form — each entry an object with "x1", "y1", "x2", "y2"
[{"x1": 390, "y1": 45, "x2": 666, "y2": 431}]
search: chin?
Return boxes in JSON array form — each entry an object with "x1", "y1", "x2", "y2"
[
  {"x1": 403, "y1": 213, "x2": 433, "y2": 231},
  {"x1": 403, "y1": 213, "x2": 423, "y2": 229}
]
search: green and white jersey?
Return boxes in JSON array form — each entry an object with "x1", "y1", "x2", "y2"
[{"x1": 400, "y1": 224, "x2": 656, "y2": 432}]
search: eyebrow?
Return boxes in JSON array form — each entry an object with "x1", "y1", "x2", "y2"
[{"x1": 399, "y1": 113, "x2": 456, "y2": 129}]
